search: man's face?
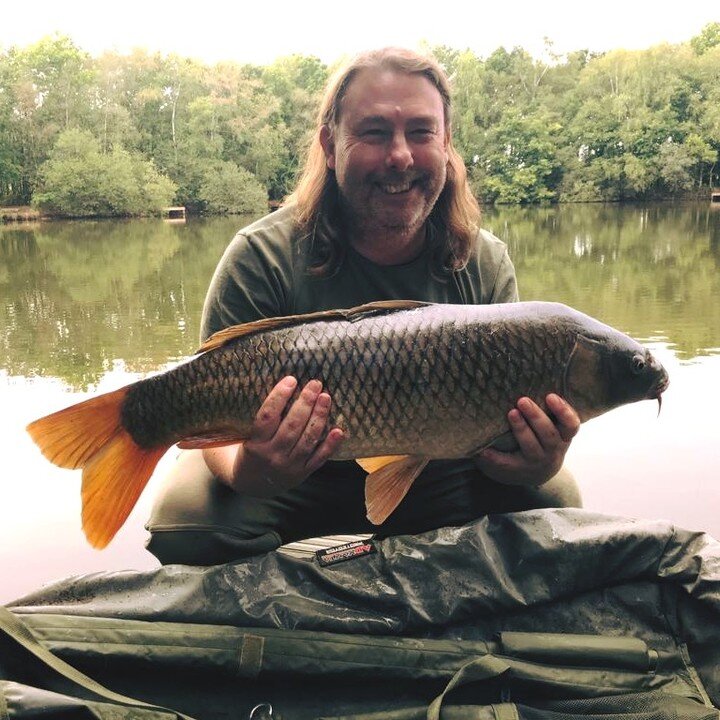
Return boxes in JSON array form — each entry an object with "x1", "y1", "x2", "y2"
[{"x1": 321, "y1": 68, "x2": 449, "y2": 243}]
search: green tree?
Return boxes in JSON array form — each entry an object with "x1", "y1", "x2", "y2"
[
  {"x1": 656, "y1": 139, "x2": 694, "y2": 193},
  {"x1": 474, "y1": 111, "x2": 561, "y2": 203},
  {"x1": 446, "y1": 49, "x2": 487, "y2": 162},
  {"x1": 33, "y1": 128, "x2": 176, "y2": 217},
  {"x1": 1, "y1": 35, "x2": 93, "y2": 203},
  {"x1": 220, "y1": 64, "x2": 289, "y2": 191},
  {"x1": 448, "y1": 46, "x2": 566, "y2": 203},
  {"x1": 697, "y1": 46, "x2": 720, "y2": 188},
  {"x1": 3, "y1": 33, "x2": 720, "y2": 209},
  {"x1": 557, "y1": 44, "x2": 708, "y2": 199},
  {"x1": 91, "y1": 51, "x2": 143, "y2": 154},
  {"x1": 163, "y1": 60, "x2": 287, "y2": 207},
  {"x1": 199, "y1": 161, "x2": 268, "y2": 215},
  {"x1": 0, "y1": 49, "x2": 22, "y2": 201},
  {"x1": 118, "y1": 51, "x2": 204, "y2": 172},
  {"x1": 261, "y1": 55, "x2": 328, "y2": 197},
  {"x1": 690, "y1": 22, "x2": 720, "y2": 56}
]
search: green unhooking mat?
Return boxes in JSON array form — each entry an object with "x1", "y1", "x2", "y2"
[{"x1": 3, "y1": 509, "x2": 720, "y2": 719}]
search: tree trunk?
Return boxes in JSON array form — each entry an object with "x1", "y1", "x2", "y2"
[{"x1": 171, "y1": 86, "x2": 180, "y2": 164}]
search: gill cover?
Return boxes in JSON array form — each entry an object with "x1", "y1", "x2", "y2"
[{"x1": 563, "y1": 336, "x2": 609, "y2": 422}]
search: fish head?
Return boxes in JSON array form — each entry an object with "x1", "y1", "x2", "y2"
[{"x1": 563, "y1": 333, "x2": 669, "y2": 422}]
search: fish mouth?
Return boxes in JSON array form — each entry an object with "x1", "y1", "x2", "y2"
[
  {"x1": 652, "y1": 374, "x2": 670, "y2": 416},
  {"x1": 653, "y1": 369, "x2": 670, "y2": 397}
]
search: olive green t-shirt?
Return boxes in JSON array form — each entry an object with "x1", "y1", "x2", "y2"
[{"x1": 201, "y1": 205, "x2": 518, "y2": 340}]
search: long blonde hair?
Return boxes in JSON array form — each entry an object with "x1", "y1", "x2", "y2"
[{"x1": 287, "y1": 47, "x2": 480, "y2": 277}]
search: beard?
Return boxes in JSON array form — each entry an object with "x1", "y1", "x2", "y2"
[{"x1": 337, "y1": 168, "x2": 447, "y2": 243}]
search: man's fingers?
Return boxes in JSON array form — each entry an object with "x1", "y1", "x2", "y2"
[
  {"x1": 241, "y1": 377, "x2": 340, "y2": 491},
  {"x1": 305, "y1": 427, "x2": 345, "y2": 474},
  {"x1": 475, "y1": 395, "x2": 580, "y2": 489},
  {"x1": 273, "y1": 379, "x2": 323, "y2": 452},
  {"x1": 251, "y1": 376, "x2": 298, "y2": 441},
  {"x1": 546, "y1": 393, "x2": 581, "y2": 442},
  {"x1": 508, "y1": 404, "x2": 545, "y2": 459},
  {"x1": 290, "y1": 392, "x2": 332, "y2": 457}
]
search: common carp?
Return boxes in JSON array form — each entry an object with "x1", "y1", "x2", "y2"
[{"x1": 27, "y1": 299, "x2": 669, "y2": 549}]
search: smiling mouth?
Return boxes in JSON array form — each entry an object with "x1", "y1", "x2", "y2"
[{"x1": 376, "y1": 178, "x2": 418, "y2": 195}]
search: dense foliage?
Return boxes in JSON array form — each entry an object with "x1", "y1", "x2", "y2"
[
  {"x1": 33, "y1": 129, "x2": 177, "y2": 216},
  {"x1": 1, "y1": 27, "x2": 719, "y2": 215}
]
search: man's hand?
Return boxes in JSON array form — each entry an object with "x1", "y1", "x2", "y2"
[
  {"x1": 474, "y1": 394, "x2": 580, "y2": 487},
  {"x1": 204, "y1": 376, "x2": 344, "y2": 496}
]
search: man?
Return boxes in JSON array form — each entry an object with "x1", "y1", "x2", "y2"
[{"x1": 146, "y1": 48, "x2": 581, "y2": 565}]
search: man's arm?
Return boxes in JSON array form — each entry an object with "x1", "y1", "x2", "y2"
[{"x1": 489, "y1": 248, "x2": 520, "y2": 304}]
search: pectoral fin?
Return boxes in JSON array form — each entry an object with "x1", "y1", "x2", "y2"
[
  {"x1": 564, "y1": 335, "x2": 605, "y2": 420},
  {"x1": 362, "y1": 455, "x2": 430, "y2": 525},
  {"x1": 177, "y1": 432, "x2": 248, "y2": 449}
]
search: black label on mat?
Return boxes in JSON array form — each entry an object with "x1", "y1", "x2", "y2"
[{"x1": 316, "y1": 540, "x2": 376, "y2": 567}]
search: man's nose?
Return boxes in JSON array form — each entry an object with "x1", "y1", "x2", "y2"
[{"x1": 386, "y1": 132, "x2": 413, "y2": 171}]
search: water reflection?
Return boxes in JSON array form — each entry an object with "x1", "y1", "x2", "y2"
[
  {"x1": 483, "y1": 203, "x2": 720, "y2": 359},
  {"x1": 1, "y1": 216, "x2": 241, "y2": 387}
]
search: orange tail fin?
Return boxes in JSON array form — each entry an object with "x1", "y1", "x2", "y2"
[{"x1": 26, "y1": 387, "x2": 169, "y2": 549}]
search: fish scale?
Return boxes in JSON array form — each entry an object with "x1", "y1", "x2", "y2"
[{"x1": 123, "y1": 305, "x2": 577, "y2": 458}]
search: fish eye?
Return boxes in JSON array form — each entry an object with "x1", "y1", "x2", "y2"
[{"x1": 632, "y1": 354, "x2": 646, "y2": 374}]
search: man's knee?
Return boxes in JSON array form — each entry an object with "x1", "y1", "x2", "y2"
[
  {"x1": 531, "y1": 465, "x2": 583, "y2": 509},
  {"x1": 146, "y1": 528, "x2": 282, "y2": 566},
  {"x1": 145, "y1": 450, "x2": 282, "y2": 565}
]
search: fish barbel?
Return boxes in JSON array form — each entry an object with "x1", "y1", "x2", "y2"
[{"x1": 26, "y1": 299, "x2": 669, "y2": 549}]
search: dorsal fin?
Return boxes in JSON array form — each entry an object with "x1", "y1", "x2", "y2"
[{"x1": 197, "y1": 299, "x2": 428, "y2": 353}]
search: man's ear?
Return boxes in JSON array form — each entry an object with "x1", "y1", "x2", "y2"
[{"x1": 319, "y1": 125, "x2": 336, "y2": 170}]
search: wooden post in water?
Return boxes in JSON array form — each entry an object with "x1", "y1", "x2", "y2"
[{"x1": 163, "y1": 206, "x2": 186, "y2": 221}]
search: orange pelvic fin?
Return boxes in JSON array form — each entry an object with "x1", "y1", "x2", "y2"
[
  {"x1": 356, "y1": 455, "x2": 409, "y2": 474},
  {"x1": 362, "y1": 455, "x2": 430, "y2": 525},
  {"x1": 26, "y1": 386, "x2": 169, "y2": 549}
]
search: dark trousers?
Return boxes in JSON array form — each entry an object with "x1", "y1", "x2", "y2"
[{"x1": 146, "y1": 450, "x2": 580, "y2": 565}]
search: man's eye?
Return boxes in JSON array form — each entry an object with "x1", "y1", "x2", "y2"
[{"x1": 409, "y1": 129, "x2": 436, "y2": 141}]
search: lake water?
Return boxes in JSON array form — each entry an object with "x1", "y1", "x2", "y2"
[{"x1": 1, "y1": 203, "x2": 719, "y2": 603}]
